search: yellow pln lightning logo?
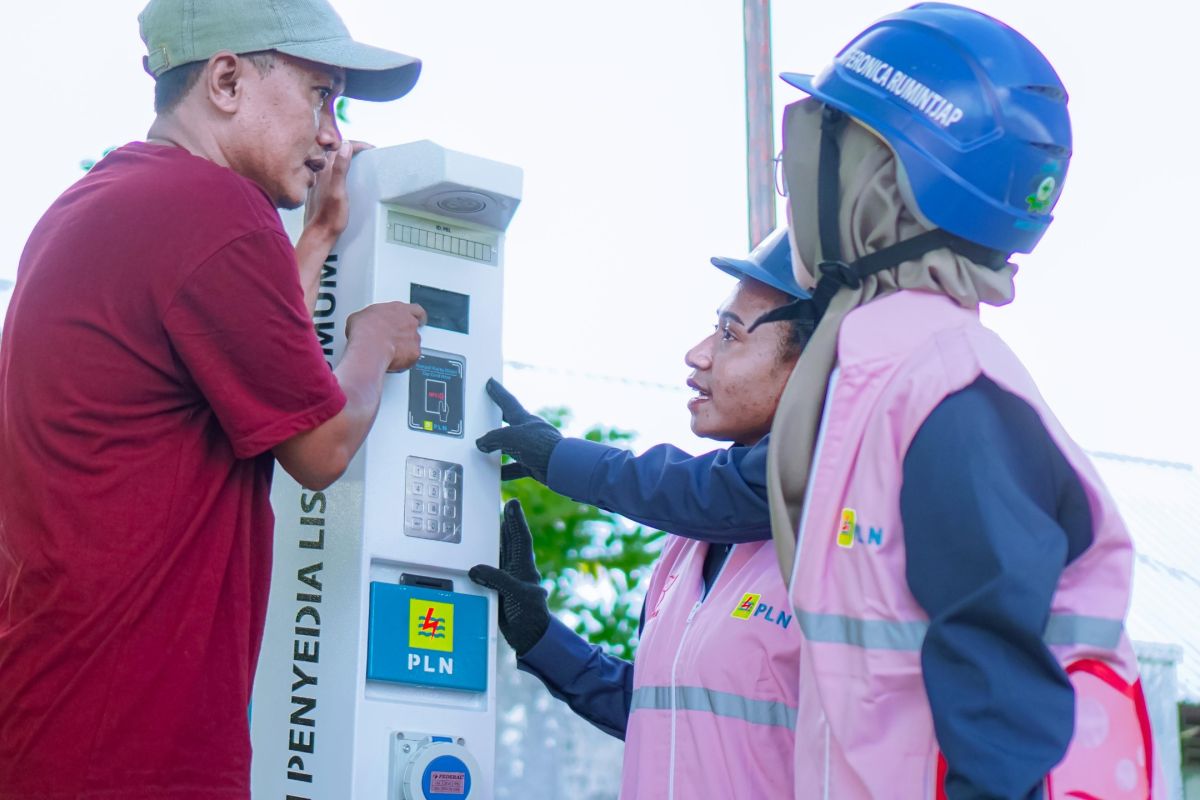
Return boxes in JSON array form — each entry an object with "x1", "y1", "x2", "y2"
[
  {"x1": 410, "y1": 599, "x2": 454, "y2": 652},
  {"x1": 731, "y1": 592, "x2": 761, "y2": 620},
  {"x1": 837, "y1": 508, "x2": 857, "y2": 549}
]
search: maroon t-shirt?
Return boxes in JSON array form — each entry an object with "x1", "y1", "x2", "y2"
[{"x1": 0, "y1": 142, "x2": 346, "y2": 799}]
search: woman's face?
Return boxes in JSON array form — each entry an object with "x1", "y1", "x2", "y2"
[{"x1": 684, "y1": 279, "x2": 799, "y2": 446}]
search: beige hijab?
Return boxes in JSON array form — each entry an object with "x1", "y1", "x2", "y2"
[{"x1": 766, "y1": 98, "x2": 1017, "y2": 582}]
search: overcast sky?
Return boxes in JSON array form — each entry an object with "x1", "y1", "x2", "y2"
[{"x1": 3, "y1": 0, "x2": 1197, "y2": 466}]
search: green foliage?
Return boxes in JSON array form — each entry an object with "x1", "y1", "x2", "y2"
[
  {"x1": 501, "y1": 408, "x2": 664, "y2": 660},
  {"x1": 335, "y1": 97, "x2": 350, "y2": 125}
]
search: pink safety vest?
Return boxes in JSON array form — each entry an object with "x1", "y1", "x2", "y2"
[
  {"x1": 787, "y1": 291, "x2": 1157, "y2": 800},
  {"x1": 621, "y1": 536, "x2": 800, "y2": 800}
]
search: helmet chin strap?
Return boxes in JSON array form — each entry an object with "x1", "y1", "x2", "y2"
[
  {"x1": 746, "y1": 295, "x2": 817, "y2": 334},
  {"x1": 807, "y1": 104, "x2": 1010, "y2": 320}
]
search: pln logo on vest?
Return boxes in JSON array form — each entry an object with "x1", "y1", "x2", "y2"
[
  {"x1": 730, "y1": 592, "x2": 761, "y2": 619},
  {"x1": 835, "y1": 507, "x2": 884, "y2": 550},
  {"x1": 409, "y1": 598, "x2": 455, "y2": 676},
  {"x1": 730, "y1": 592, "x2": 792, "y2": 629}
]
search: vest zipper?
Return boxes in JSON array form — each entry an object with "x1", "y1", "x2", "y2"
[
  {"x1": 822, "y1": 718, "x2": 831, "y2": 800},
  {"x1": 667, "y1": 600, "x2": 701, "y2": 800},
  {"x1": 666, "y1": 544, "x2": 735, "y2": 800}
]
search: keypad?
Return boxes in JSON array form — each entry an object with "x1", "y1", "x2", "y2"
[{"x1": 404, "y1": 456, "x2": 463, "y2": 543}]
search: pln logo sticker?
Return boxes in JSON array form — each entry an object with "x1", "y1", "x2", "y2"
[
  {"x1": 837, "y1": 508, "x2": 857, "y2": 549},
  {"x1": 835, "y1": 507, "x2": 884, "y2": 549},
  {"x1": 731, "y1": 592, "x2": 762, "y2": 620},
  {"x1": 410, "y1": 599, "x2": 454, "y2": 652}
]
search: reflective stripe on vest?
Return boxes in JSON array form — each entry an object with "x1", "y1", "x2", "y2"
[
  {"x1": 797, "y1": 610, "x2": 1124, "y2": 651},
  {"x1": 631, "y1": 685, "x2": 797, "y2": 731}
]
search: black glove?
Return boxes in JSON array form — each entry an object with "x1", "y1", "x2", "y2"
[
  {"x1": 468, "y1": 499, "x2": 552, "y2": 656},
  {"x1": 475, "y1": 378, "x2": 563, "y2": 483}
]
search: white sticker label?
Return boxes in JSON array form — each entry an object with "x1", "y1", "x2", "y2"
[{"x1": 430, "y1": 771, "x2": 466, "y2": 794}]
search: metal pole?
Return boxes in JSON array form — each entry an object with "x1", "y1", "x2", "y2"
[{"x1": 744, "y1": 0, "x2": 775, "y2": 250}]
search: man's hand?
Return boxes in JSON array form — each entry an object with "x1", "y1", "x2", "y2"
[
  {"x1": 276, "y1": 300, "x2": 424, "y2": 490},
  {"x1": 345, "y1": 301, "x2": 426, "y2": 373},
  {"x1": 303, "y1": 140, "x2": 373, "y2": 240},
  {"x1": 469, "y1": 499, "x2": 552, "y2": 656},
  {"x1": 296, "y1": 140, "x2": 373, "y2": 312},
  {"x1": 475, "y1": 379, "x2": 563, "y2": 483}
]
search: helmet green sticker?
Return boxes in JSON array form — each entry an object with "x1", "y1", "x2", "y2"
[{"x1": 1026, "y1": 176, "x2": 1057, "y2": 215}]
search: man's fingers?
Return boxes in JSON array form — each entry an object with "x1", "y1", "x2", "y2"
[
  {"x1": 485, "y1": 378, "x2": 534, "y2": 425},
  {"x1": 328, "y1": 140, "x2": 372, "y2": 180},
  {"x1": 500, "y1": 462, "x2": 533, "y2": 481},
  {"x1": 328, "y1": 140, "x2": 353, "y2": 178}
]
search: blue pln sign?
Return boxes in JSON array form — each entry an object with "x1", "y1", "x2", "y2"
[{"x1": 366, "y1": 582, "x2": 488, "y2": 692}]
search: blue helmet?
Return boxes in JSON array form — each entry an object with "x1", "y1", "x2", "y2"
[
  {"x1": 781, "y1": 2, "x2": 1070, "y2": 254},
  {"x1": 711, "y1": 227, "x2": 810, "y2": 299}
]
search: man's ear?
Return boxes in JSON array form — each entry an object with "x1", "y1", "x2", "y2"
[{"x1": 204, "y1": 52, "x2": 245, "y2": 114}]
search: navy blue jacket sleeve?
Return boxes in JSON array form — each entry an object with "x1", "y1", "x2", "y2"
[
  {"x1": 901, "y1": 376, "x2": 1093, "y2": 800},
  {"x1": 515, "y1": 616, "x2": 635, "y2": 740},
  {"x1": 545, "y1": 436, "x2": 771, "y2": 543}
]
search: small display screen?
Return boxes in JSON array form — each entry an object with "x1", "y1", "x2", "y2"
[{"x1": 411, "y1": 283, "x2": 469, "y2": 334}]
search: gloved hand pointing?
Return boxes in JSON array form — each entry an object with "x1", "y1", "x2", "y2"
[
  {"x1": 476, "y1": 379, "x2": 563, "y2": 483},
  {"x1": 468, "y1": 499, "x2": 552, "y2": 656}
]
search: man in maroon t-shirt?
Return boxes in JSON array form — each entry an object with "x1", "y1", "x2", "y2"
[{"x1": 0, "y1": 2, "x2": 428, "y2": 797}]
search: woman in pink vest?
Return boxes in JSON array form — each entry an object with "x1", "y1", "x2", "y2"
[
  {"x1": 766, "y1": 4, "x2": 1159, "y2": 799},
  {"x1": 470, "y1": 231, "x2": 812, "y2": 799}
]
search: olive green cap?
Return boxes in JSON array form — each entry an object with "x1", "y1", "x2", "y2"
[{"x1": 139, "y1": 0, "x2": 420, "y2": 101}]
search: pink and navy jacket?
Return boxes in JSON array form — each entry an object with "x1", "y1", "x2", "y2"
[
  {"x1": 786, "y1": 290, "x2": 1156, "y2": 799},
  {"x1": 621, "y1": 536, "x2": 800, "y2": 800}
]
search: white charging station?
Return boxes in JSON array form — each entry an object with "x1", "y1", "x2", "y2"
[{"x1": 250, "y1": 141, "x2": 522, "y2": 800}]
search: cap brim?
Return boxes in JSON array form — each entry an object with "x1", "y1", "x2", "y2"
[
  {"x1": 276, "y1": 39, "x2": 421, "y2": 102},
  {"x1": 710, "y1": 256, "x2": 810, "y2": 300},
  {"x1": 779, "y1": 72, "x2": 816, "y2": 94},
  {"x1": 710, "y1": 256, "x2": 751, "y2": 283}
]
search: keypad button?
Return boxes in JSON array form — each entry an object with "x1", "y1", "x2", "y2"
[
  {"x1": 426, "y1": 519, "x2": 438, "y2": 532},
  {"x1": 446, "y1": 487, "x2": 457, "y2": 501},
  {"x1": 412, "y1": 465, "x2": 424, "y2": 477},
  {"x1": 410, "y1": 500, "x2": 423, "y2": 513},
  {"x1": 411, "y1": 481, "x2": 424, "y2": 494},
  {"x1": 429, "y1": 486, "x2": 440, "y2": 499},
  {"x1": 428, "y1": 467, "x2": 441, "y2": 480},
  {"x1": 429, "y1": 503, "x2": 440, "y2": 516}
]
